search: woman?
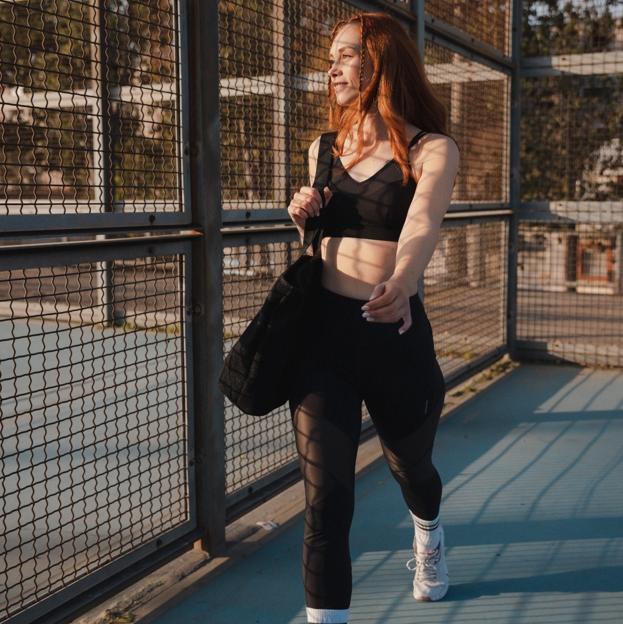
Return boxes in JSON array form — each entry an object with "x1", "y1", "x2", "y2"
[{"x1": 286, "y1": 11, "x2": 460, "y2": 624}]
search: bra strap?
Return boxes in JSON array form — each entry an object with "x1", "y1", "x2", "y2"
[{"x1": 407, "y1": 129, "x2": 428, "y2": 149}]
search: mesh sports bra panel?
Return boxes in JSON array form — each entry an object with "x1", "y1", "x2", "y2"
[{"x1": 320, "y1": 129, "x2": 428, "y2": 243}]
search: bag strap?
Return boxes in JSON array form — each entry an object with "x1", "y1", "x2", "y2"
[{"x1": 302, "y1": 131, "x2": 337, "y2": 255}]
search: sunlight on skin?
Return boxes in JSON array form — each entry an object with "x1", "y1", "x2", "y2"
[
  {"x1": 308, "y1": 20, "x2": 459, "y2": 328},
  {"x1": 320, "y1": 238, "x2": 397, "y2": 292}
]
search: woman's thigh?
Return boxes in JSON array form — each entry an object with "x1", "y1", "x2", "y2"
[
  {"x1": 361, "y1": 294, "x2": 445, "y2": 447},
  {"x1": 288, "y1": 355, "x2": 364, "y2": 498}
]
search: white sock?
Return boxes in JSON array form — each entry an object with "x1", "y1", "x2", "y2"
[
  {"x1": 409, "y1": 509, "x2": 441, "y2": 553},
  {"x1": 306, "y1": 606, "x2": 349, "y2": 623}
]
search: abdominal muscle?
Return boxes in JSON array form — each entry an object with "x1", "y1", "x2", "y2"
[
  {"x1": 319, "y1": 236, "x2": 399, "y2": 300},
  {"x1": 314, "y1": 124, "x2": 425, "y2": 300}
]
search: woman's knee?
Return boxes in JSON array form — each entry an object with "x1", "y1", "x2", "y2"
[
  {"x1": 382, "y1": 440, "x2": 439, "y2": 486},
  {"x1": 304, "y1": 483, "x2": 355, "y2": 540}
]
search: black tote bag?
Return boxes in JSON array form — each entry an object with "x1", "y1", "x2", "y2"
[{"x1": 218, "y1": 132, "x2": 336, "y2": 416}]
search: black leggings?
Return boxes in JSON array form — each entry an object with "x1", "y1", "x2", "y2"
[{"x1": 288, "y1": 284, "x2": 446, "y2": 619}]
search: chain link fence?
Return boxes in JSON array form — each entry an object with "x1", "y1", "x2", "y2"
[
  {"x1": 517, "y1": 0, "x2": 623, "y2": 366},
  {"x1": 1, "y1": 1, "x2": 196, "y2": 623}
]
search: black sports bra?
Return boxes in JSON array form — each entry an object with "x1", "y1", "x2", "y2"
[{"x1": 319, "y1": 129, "x2": 428, "y2": 242}]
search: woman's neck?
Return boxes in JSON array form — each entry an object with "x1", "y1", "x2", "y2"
[{"x1": 350, "y1": 111, "x2": 388, "y2": 146}]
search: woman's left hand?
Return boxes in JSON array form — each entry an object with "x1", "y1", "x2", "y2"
[{"x1": 361, "y1": 279, "x2": 411, "y2": 334}]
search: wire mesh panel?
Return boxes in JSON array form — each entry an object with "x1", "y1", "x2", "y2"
[
  {"x1": 424, "y1": 219, "x2": 509, "y2": 379},
  {"x1": 518, "y1": 1, "x2": 623, "y2": 365},
  {"x1": 422, "y1": 38, "x2": 511, "y2": 376},
  {"x1": 426, "y1": 0, "x2": 514, "y2": 56},
  {"x1": 0, "y1": 0, "x2": 186, "y2": 227},
  {"x1": 218, "y1": 0, "x2": 360, "y2": 215},
  {"x1": 517, "y1": 222, "x2": 622, "y2": 365},
  {"x1": 0, "y1": 1, "x2": 195, "y2": 619},
  {"x1": 222, "y1": 240, "x2": 298, "y2": 497},
  {"x1": 425, "y1": 39, "x2": 510, "y2": 205},
  {"x1": 0, "y1": 248, "x2": 191, "y2": 623}
]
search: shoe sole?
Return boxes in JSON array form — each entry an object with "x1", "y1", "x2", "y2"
[{"x1": 413, "y1": 582, "x2": 448, "y2": 602}]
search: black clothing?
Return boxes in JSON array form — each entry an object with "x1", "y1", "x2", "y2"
[
  {"x1": 320, "y1": 129, "x2": 428, "y2": 242},
  {"x1": 289, "y1": 284, "x2": 445, "y2": 614}
]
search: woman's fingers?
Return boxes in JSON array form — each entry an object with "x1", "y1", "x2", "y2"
[
  {"x1": 289, "y1": 192, "x2": 317, "y2": 218},
  {"x1": 361, "y1": 281, "x2": 410, "y2": 325},
  {"x1": 362, "y1": 292, "x2": 398, "y2": 318},
  {"x1": 287, "y1": 182, "x2": 334, "y2": 230},
  {"x1": 300, "y1": 187, "x2": 323, "y2": 215},
  {"x1": 290, "y1": 197, "x2": 314, "y2": 218},
  {"x1": 363, "y1": 302, "x2": 406, "y2": 323}
]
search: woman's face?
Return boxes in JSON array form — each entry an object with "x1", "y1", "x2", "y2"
[{"x1": 327, "y1": 23, "x2": 371, "y2": 106}]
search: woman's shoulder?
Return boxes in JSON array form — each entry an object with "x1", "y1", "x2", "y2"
[
  {"x1": 407, "y1": 129, "x2": 460, "y2": 165},
  {"x1": 409, "y1": 127, "x2": 460, "y2": 154}
]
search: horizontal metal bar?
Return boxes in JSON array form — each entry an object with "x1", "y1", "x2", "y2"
[
  {"x1": 0, "y1": 238, "x2": 193, "y2": 271},
  {"x1": 0, "y1": 212, "x2": 192, "y2": 235},
  {"x1": 518, "y1": 201, "x2": 623, "y2": 224},
  {"x1": 521, "y1": 50, "x2": 623, "y2": 77},
  {"x1": 221, "y1": 209, "x2": 512, "y2": 239},
  {"x1": 447, "y1": 202, "x2": 512, "y2": 212},
  {"x1": 221, "y1": 226, "x2": 299, "y2": 248},
  {"x1": 0, "y1": 229, "x2": 202, "y2": 254},
  {"x1": 424, "y1": 14, "x2": 513, "y2": 74},
  {"x1": 221, "y1": 208, "x2": 513, "y2": 247},
  {"x1": 222, "y1": 209, "x2": 290, "y2": 223},
  {"x1": 223, "y1": 202, "x2": 513, "y2": 226},
  {"x1": 445, "y1": 208, "x2": 512, "y2": 219}
]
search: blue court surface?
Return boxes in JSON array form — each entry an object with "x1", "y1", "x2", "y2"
[{"x1": 148, "y1": 363, "x2": 623, "y2": 624}]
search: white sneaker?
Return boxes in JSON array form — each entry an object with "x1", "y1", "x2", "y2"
[{"x1": 405, "y1": 524, "x2": 449, "y2": 601}]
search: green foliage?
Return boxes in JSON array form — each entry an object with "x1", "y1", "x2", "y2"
[
  {"x1": 521, "y1": 73, "x2": 622, "y2": 201},
  {"x1": 0, "y1": 0, "x2": 92, "y2": 90},
  {"x1": 0, "y1": 1, "x2": 180, "y2": 205},
  {"x1": 218, "y1": 0, "x2": 274, "y2": 79},
  {"x1": 522, "y1": 0, "x2": 621, "y2": 56},
  {"x1": 521, "y1": 1, "x2": 623, "y2": 202},
  {"x1": 520, "y1": 0, "x2": 623, "y2": 201}
]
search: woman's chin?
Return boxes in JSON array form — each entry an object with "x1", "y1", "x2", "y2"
[{"x1": 335, "y1": 93, "x2": 356, "y2": 106}]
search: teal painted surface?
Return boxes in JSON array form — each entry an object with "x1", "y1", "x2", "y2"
[{"x1": 148, "y1": 364, "x2": 623, "y2": 623}]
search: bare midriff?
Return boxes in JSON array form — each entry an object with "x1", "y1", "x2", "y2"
[
  {"x1": 316, "y1": 126, "x2": 424, "y2": 300},
  {"x1": 319, "y1": 236, "x2": 399, "y2": 300}
]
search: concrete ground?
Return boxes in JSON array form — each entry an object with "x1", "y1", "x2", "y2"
[{"x1": 142, "y1": 362, "x2": 623, "y2": 624}]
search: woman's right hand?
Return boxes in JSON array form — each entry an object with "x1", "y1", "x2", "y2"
[{"x1": 287, "y1": 185, "x2": 333, "y2": 229}]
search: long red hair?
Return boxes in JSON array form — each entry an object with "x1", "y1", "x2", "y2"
[{"x1": 328, "y1": 11, "x2": 454, "y2": 186}]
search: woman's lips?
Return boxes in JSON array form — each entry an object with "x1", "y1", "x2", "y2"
[{"x1": 333, "y1": 83, "x2": 348, "y2": 91}]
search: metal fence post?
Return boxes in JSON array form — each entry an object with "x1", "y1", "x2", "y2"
[
  {"x1": 413, "y1": 0, "x2": 425, "y2": 59},
  {"x1": 507, "y1": 0, "x2": 522, "y2": 359},
  {"x1": 187, "y1": 0, "x2": 226, "y2": 555},
  {"x1": 412, "y1": 0, "x2": 426, "y2": 301}
]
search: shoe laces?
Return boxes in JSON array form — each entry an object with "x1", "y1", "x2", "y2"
[{"x1": 405, "y1": 546, "x2": 441, "y2": 581}]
